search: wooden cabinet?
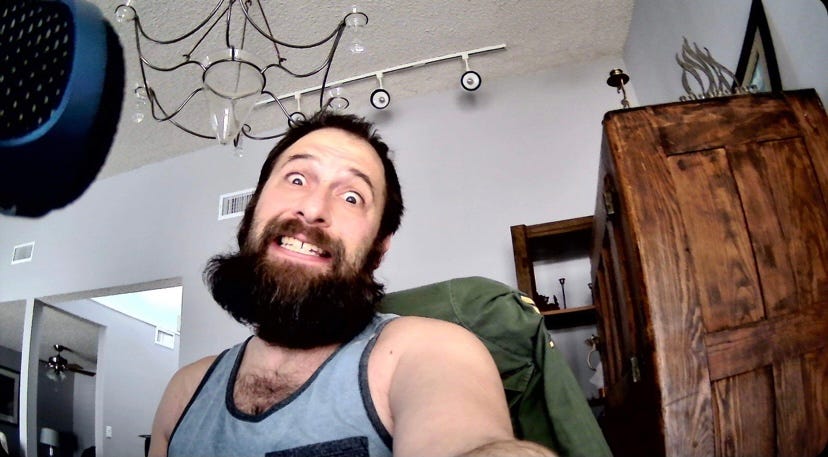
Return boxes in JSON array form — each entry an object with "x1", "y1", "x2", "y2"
[
  {"x1": 510, "y1": 216, "x2": 597, "y2": 328},
  {"x1": 590, "y1": 90, "x2": 828, "y2": 457}
]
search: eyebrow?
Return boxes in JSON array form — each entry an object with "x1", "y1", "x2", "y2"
[{"x1": 282, "y1": 153, "x2": 376, "y2": 196}]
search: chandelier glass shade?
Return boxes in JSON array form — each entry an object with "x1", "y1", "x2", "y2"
[{"x1": 114, "y1": 0, "x2": 367, "y2": 145}]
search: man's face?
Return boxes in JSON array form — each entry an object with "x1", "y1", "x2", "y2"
[
  {"x1": 205, "y1": 127, "x2": 391, "y2": 348},
  {"x1": 248, "y1": 127, "x2": 388, "y2": 274}
]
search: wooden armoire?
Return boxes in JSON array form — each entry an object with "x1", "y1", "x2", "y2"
[{"x1": 590, "y1": 89, "x2": 828, "y2": 457}]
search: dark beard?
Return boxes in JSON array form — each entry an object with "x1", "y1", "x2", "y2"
[{"x1": 203, "y1": 218, "x2": 385, "y2": 349}]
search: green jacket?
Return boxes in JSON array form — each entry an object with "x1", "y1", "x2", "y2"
[{"x1": 378, "y1": 276, "x2": 612, "y2": 457}]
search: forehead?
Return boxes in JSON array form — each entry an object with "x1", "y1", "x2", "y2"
[{"x1": 273, "y1": 128, "x2": 385, "y2": 184}]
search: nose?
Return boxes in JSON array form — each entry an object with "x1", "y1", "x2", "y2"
[{"x1": 294, "y1": 187, "x2": 330, "y2": 226}]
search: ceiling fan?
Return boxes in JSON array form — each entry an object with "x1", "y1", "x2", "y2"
[{"x1": 41, "y1": 344, "x2": 96, "y2": 381}]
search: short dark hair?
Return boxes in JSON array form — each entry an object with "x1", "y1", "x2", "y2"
[{"x1": 236, "y1": 111, "x2": 404, "y2": 248}]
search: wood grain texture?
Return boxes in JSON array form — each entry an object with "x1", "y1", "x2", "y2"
[
  {"x1": 729, "y1": 143, "x2": 798, "y2": 316},
  {"x1": 604, "y1": 107, "x2": 714, "y2": 456},
  {"x1": 650, "y1": 94, "x2": 799, "y2": 156},
  {"x1": 667, "y1": 149, "x2": 764, "y2": 332},
  {"x1": 802, "y1": 350, "x2": 828, "y2": 455},
  {"x1": 594, "y1": 91, "x2": 828, "y2": 457},
  {"x1": 784, "y1": 90, "x2": 828, "y2": 216},
  {"x1": 704, "y1": 303, "x2": 828, "y2": 381},
  {"x1": 712, "y1": 368, "x2": 775, "y2": 457},
  {"x1": 756, "y1": 138, "x2": 828, "y2": 306},
  {"x1": 773, "y1": 358, "x2": 810, "y2": 457},
  {"x1": 510, "y1": 224, "x2": 536, "y2": 299}
]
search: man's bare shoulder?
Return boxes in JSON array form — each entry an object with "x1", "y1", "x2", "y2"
[
  {"x1": 148, "y1": 354, "x2": 221, "y2": 457},
  {"x1": 381, "y1": 315, "x2": 477, "y2": 341},
  {"x1": 160, "y1": 355, "x2": 219, "y2": 419},
  {"x1": 375, "y1": 315, "x2": 489, "y2": 365}
]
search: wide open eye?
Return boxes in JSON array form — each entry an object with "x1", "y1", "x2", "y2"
[
  {"x1": 287, "y1": 173, "x2": 306, "y2": 186},
  {"x1": 342, "y1": 191, "x2": 363, "y2": 205}
]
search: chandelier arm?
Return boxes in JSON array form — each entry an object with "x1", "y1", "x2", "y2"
[
  {"x1": 146, "y1": 87, "x2": 205, "y2": 123},
  {"x1": 241, "y1": 127, "x2": 288, "y2": 141},
  {"x1": 257, "y1": 22, "x2": 345, "y2": 80},
  {"x1": 167, "y1": 119, "x2": 219, "y2": 140},
  {"x1": 250, "y1": 0, "x2": 283, "y2": 62},
  {"x1": 140, "y1": 56, "x2": 206, "y2": 74},
  {"x1": 318, "y1": 23, "x2": 347, "y2": 108},
  {"x1": 126, "y1": 1, "x2": 229, "y2": 46},
  {"x1": 184, "y1": 5, "x2": 232, "y2": 59},
  {"x1": 237, "y1": 1, "x2": 344, "y2": 49},
  {"x1": 264, "y1": 60, "x2": 329, "y2": 79},
  {"x1": 262, "y1": 91, "x2": 293, "y2": 120},
  {"x1": 148, "y1": 90, "x2": 216, "y2": 139},
  {"x1": 131, "y1": 13, "x2": 209, "y2": 74}
]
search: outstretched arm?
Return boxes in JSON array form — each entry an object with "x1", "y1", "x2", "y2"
[{"x1": 375, "y1": 317, "x2": 557, "y2": 457}]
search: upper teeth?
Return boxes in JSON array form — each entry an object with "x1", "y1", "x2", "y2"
[{"x1": 280, "y1": 236, "x2": 323, "y2": 256}]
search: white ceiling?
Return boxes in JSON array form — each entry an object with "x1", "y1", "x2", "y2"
[
  {"x1": 0, "y1": 301, "x2": 99, "y2": 370},
  {"x1": 95, "y1": 0, "x2": 635, "y2": 179}
]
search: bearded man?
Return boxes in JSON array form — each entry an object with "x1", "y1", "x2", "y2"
[{"x1": 149, "y1": 112, "x2": 555, "y2": 457}]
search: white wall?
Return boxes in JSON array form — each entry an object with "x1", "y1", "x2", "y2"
[
  {"x1": 0, "y1": 56, "x2": 631, "y2": 376},
  {"x1": 624, "y1": 0, "x2": 828, "y2": 106}
]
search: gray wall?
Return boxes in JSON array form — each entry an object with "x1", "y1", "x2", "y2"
[
  {"x1": 46, "y1": 299, "x2": 179, "y2": 457},
  {"x1": 72, "y1": 376, "x2": 94, "y2": 457},
  {"x1": 624, "y1": 0, "x2": 828, "y2": 105},
  {"x1": 37, "y1": 367, "x2": 74, "y2": 457}
]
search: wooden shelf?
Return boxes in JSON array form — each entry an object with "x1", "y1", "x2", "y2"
[
  {"x1": 511, "y1": 216, "x2": 594, "y2": 323},
  {"x1": 542, "y1": 305, "x2": 597, "y2": 329}
]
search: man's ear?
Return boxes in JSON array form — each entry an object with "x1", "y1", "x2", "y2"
[{"x1": 371, "y1": 236, "x2": 392, "y2": 270}]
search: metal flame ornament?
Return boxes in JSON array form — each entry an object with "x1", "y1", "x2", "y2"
[{"x1": 675, "y1": 37, "x2": 755, "y2": 101}]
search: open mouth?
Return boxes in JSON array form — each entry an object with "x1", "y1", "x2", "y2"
[{"x1": 278, "y1": 236, "x2": 331, "y2": 258}]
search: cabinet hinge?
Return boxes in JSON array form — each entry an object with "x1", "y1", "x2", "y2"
[
  {"x1": 630, "y1": 356, "x2": 641, "y2": 383},
  {"x1": 603, "y1": 189, "x2": 616, "y2": 216}
]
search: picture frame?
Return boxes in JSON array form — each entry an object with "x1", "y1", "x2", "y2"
[
  {"x1": 0, "y1": 366, "x2": 20, "y2": 424},
  {"x1": 733, "y1": 0, "x2": 782, "y2": 92}
]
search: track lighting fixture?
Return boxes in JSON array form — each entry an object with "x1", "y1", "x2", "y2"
[
  {"x1": 370, "y1": 73, "x2": 391, "y2": 109},
  {"x1": 289, "y1": 93, "x2": 306, "y2": 125},
  {"x1": 460, "y1": 54, "x2": 482, "y2": 91}
]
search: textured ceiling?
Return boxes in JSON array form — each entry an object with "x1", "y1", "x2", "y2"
[{"x1": 95, "y1": 0, "x2": 634, "y2": 179}]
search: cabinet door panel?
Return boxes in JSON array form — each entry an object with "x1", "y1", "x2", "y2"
[
  {"x1": 712, "y1": 367, "x2": 775, "y2": 457},
  {"x1": 667, "y1": 149, "x2": 764, "y2": 332}
]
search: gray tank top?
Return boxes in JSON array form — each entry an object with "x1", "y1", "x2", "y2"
[{"x1": 168, "y1": 313, "x2": 396, "y2": 457}]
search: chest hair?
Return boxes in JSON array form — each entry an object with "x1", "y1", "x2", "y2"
[{"x1": 233, "y1": 372, "x2": 304, "y2": 415}]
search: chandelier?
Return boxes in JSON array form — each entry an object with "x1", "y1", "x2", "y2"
[{"x1": 114, "y1": 0, "x2": 369, "y2": 146}]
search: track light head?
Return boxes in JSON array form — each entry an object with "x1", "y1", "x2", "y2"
[
  {"x1": 371, "y1": 88, "x2": 391, "y2": 109},
  {"x1": 461, "y1": 70, "x2": 482, "y2": 91},
  {"x1": 289, "y1": 112, "x2": 307, "y2": 125}
]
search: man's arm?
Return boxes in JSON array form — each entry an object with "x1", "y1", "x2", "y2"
[
  {"x1": 377, "y1": 317, "x2": 557, "y2": 457},
  {"x1": 148, "y1": 356, "x2": 215, "y2": 457}
]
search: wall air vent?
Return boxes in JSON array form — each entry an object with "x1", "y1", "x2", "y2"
[
  {"x1": 155, "y1": 327, "x2": 176, "y2": 349},
  {"x1": 11, "y1": 241, "x2": 35, "y2": 265},
  {"x1": 218, "y1": 188, "x2": 254, "y2": 220}
]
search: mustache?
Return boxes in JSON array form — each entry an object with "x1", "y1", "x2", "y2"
[{"x1": 249, "y1": 218, "x2": 344, "y2": 261}]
